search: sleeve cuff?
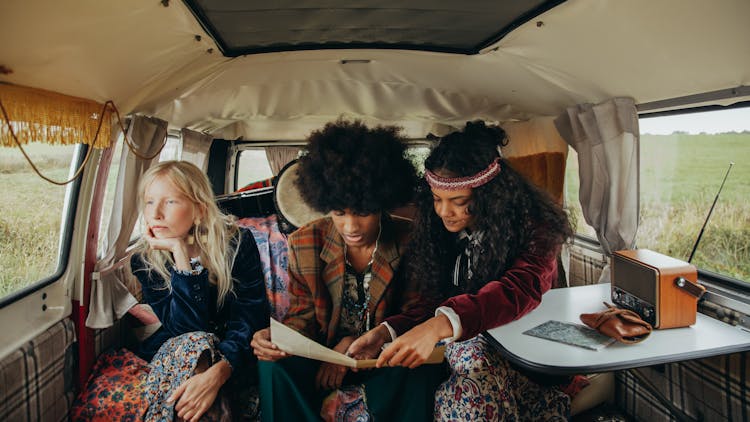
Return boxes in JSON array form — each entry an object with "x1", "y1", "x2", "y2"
[
  {"x1": 380, "y1": 322, "x2": 397, "y2": 341},
  {"x1": 436, "y1": 306, "x2": 462, "y2": 343}
]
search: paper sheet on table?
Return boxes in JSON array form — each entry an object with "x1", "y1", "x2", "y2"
[{"x1": 269, "y1": 318, "x2": 446, "y2": 368}]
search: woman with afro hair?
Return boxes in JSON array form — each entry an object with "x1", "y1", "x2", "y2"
[
  {"x1": 376, "y1": 121, "x2": 582, "y2": 421},
  {"x1": 251, "y1": 120, "x2": 445, "y2": 421}
]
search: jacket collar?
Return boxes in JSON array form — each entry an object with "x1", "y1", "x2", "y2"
[{"x1": 320, "y1": 216, "x2": 401, "y2": 325}]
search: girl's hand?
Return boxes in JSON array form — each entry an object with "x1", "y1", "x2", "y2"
[
  {"x1": 315, "y1": 336, "x2": 355, "y2": 390},
  {"x1": 347, "y1": 324, "x2": 390, "y2": 361},
  {"x1": 376, "y1": 314, "x2": 452, "y2": 369},
  {"x1": 251, "y1": 328, "x2": 288, "y2": 361},
  {"x1": 144, "y1": 228, "x2": 192, "y2": 271},
  {"x1": 169, "y1": 360, "x2": 231, "y2": 422}
]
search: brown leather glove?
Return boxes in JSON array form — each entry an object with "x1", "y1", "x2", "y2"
[{"x1": 580, "y1": 302, "x2": 653, "y2": 344}]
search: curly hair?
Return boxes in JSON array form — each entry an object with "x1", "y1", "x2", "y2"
[
  {"x1": 409, "y1": 121, "x2": 572, "y2": 296},
  {"x1": 294, "y1": 120, "x2": 417, "y2": 214}
]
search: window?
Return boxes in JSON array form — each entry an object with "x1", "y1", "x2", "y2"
[
  {"x1": 159, "y1": 134, "x2": 181, "y2": 162},
  {"x1": 97, "y1": 136, "x2": 124, "y2": 256},
  {"x1": 565, "y1": 106, "x2": 750, "y2": 282},
  {"x1": 236, "y1": 148, "x2": 274, "y2": 190},
  {"x1": 638, "y1": 107, "x2": 750, "y2": 282},
  {"x1": 0, "y1": 142, "x2": 79, "y2": 298},
  {"x1": 405, "y1": 143, "x2": 431, "y2": 175},
  {"x1": 564, "y1": 149, "x2": 597, "y2": 239}
]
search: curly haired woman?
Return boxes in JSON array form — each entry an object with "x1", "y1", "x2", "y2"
[
  {"x1": 251, "y1": 120, "x2": 444, "y2": 421},
  {"x1": 377, "y1": 121, "x2": 581, "y2": 421}
]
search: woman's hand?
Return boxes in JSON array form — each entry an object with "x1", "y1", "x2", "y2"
[
  {"x1": 169, "y1": 360, "x2": 231, "y2": 422},
  {"x1": 347, "y1": 324, "x2": 390, "y2": 361},
  {"x1": 144, "y1": 228, "x2": 192, "y2": 271},
  {"x1": 251, "y1": 328, "x2": 288, "y2": 362},
  {"x1": 315, "y1": 336, "x2": 355, "y2": 390},
  {"x1": 376, "y1": 314, "x2": 452, "y2": 369}
]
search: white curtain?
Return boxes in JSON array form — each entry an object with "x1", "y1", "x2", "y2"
[
  {"x1": 265, "y1": 146, "x2": 300, "y2": 175},
  {"x1": 181, "y1": 128, "x2": 212, "y2": 171},
  {"x1": 554, "y1": 97, "x2": 640, "y2": 282},
  {"x1": 86, "y1": 115, "x2": 168, "y2": 328}
]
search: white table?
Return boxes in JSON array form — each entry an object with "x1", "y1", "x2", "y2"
[{"x1": 484, "y1": 283, "x2": 750, "y2": 375}]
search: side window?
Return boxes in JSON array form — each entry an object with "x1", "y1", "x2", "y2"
[
  {"x1": 0, "y1": 142, "x2": 79, "y2": 298},
  {"x1": 97, "y1": 135, "x2": 123, "y2": 256},
  {"x1": 565, "y1": 107, "x2": 750, "y2": 282},
  {"x1": 236, "y1": 148, "x2": 273, "y2": 190},
  {"x1": 564, "y1": 149, "x2": 597, "y2": 239},
  {"x1": 637, "y1": 107, "x2": 749, "y2": 282}
]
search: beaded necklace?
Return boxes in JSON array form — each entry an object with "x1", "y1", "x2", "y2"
[{"x1": 342, "y1": 223, "x2": 381, "y2": 335}]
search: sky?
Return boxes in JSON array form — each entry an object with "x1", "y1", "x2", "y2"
[{"x1": 639, "y1": 107, "x2": 750, "y2": 135}]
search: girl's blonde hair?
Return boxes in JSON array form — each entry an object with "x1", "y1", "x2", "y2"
[{"x1": 134, "y1": 160, "x2": 239, "y2": 307}]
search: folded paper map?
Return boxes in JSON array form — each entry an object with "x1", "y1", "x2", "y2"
[
  {"x1": 523, "y1": 320, "x2": 616, "y2": 351},
  {"x1": 270, "y1": 318, "x2": 446, "y2": 368}
]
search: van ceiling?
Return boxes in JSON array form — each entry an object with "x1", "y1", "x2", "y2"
[
  {"x1": 1, "y1": 0, "x2": 749, "y2": 139},
  {"x1": 182, "y1": 0, "x2": 565, "y2": 56}
]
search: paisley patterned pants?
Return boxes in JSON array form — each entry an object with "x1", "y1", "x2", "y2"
[{"x1": 434, "y1": 335, "x2": 570, "y2": 421}]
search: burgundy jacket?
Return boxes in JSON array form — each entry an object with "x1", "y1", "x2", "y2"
[{"x1": 442, "y1": 246, "x2": 559, "y2": 341}]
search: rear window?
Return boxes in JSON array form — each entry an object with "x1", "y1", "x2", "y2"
[{"x1": 236, "y1": 148, "x2": 274, "y2": 190}]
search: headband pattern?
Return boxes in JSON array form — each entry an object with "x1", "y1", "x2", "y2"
[{"x1": 425, "y1": 158, "x2": 501, "y2": 191}]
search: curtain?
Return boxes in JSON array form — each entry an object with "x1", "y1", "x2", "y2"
[
  {"x1": 86, "y1": 115, "x2": 168, "y2": 328},
  {"x1": 265, "y1": 146, "x2": 300, "y2": 175},
  {"x1": 0, "y1": 84, "x2": 111, "y2": 148},
  {"x1": 181, "y1": 128, "x2": 212, "y2": 171},
  {"x1": 554, "y1": 97, "x2": 639, "y2": 283}
]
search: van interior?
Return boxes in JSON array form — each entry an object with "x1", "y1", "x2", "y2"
[{"x1": 1, "y1": 1, "x2": 749, "y2": 421}]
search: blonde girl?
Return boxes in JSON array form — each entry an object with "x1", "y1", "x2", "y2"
[{"x1": 132, "y1": 160, "x2": 269, "y2": 421}]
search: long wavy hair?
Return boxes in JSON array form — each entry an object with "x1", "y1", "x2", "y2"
[
  {"x1": 133, "y1": 160, "x2": 239, "y2": 307},
  {"x1": 409, "y1": 121, "x2": 572, "y2": 296}
]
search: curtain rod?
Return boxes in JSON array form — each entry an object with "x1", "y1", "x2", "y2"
[{"x1": 637, "y1": 85, "x2": 749, "y2": 113}]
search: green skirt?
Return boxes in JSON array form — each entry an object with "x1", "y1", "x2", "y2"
[{"x1": 258, "y1": 357, "x2": 446, "y2": 421}]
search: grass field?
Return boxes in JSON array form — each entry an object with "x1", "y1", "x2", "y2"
[
  {"x1": 1, "y1": 133, "x2": 749, "y2": 297},
  {"x1": 0, "y1": 144, "x2": 75, "y2": 296},
  {"x1": 565, "y1": 132, "x2": 750, "y2": 281}
]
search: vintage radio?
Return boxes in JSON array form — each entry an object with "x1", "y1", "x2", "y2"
[{"x1": 611, "y1": 249, "x2": 706, "y2": 329}]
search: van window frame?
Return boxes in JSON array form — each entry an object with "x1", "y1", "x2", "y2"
[
  {"x1": 0, "y1": 144, "x2": 86, "y2": 308},
  {"x1": 228, "y1": 139, "x2": 435, "y2": 193},
  {"x1": 568, "y1": 101, "x2": 750, "y2": 309}
]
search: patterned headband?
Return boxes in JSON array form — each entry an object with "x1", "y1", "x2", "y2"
[{"x1": 425, "y1": 158, "x2": 501, "y2": 191}]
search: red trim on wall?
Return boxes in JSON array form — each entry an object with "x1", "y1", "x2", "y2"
[{"x1": 74, "y1": 145, "x2": 114, "y2": 388}]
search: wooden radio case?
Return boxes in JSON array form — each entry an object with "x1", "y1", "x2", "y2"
[{"x1": 611, "y1": 249, "x2": 706, "y2": 329}]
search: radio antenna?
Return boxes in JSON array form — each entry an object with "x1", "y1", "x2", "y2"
[{"x1": 688, "y1": 162, "x2": 734, "y2": 263}]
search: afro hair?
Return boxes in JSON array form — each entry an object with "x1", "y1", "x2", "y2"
[{"x1": 294, "y1": 120, "x2": 417, "y2": 214}]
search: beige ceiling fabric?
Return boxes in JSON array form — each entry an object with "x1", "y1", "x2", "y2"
[
  {"x1": 555, "y1": 97, "x2": 639, "y2": 283},
  {"x1": 3, "y1": 1, "x2": 747, "y2": 140},
  {"x1": 87, "y1": 115, "x2": 169, "y2": 329}
]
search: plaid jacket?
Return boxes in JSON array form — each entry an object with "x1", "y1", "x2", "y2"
[{"x1": 283, "y1": 216, "x2": 429, "y2": 346}]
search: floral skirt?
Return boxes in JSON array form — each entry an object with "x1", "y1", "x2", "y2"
[
  {"x1": 143, "y1": 332, "x2": 233, "y2": 421},
  {"x1": 434, "y1": 335, "x2": 570, "y2": 421},
  {"x1": 73, "y1": 332, "x2": 259, "y2": 421}
]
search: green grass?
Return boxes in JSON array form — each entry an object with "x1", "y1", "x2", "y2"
[
  {"x1": 565, "y1": 133, "x2": 750, "y2": 281},
  {"x1": 0, "y1": 166, "x2": 70, "y2": 296}
]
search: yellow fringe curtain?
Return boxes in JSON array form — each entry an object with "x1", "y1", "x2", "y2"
[{"x1": 0, "y1": 83, "x2": 111, "y2": 148}]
